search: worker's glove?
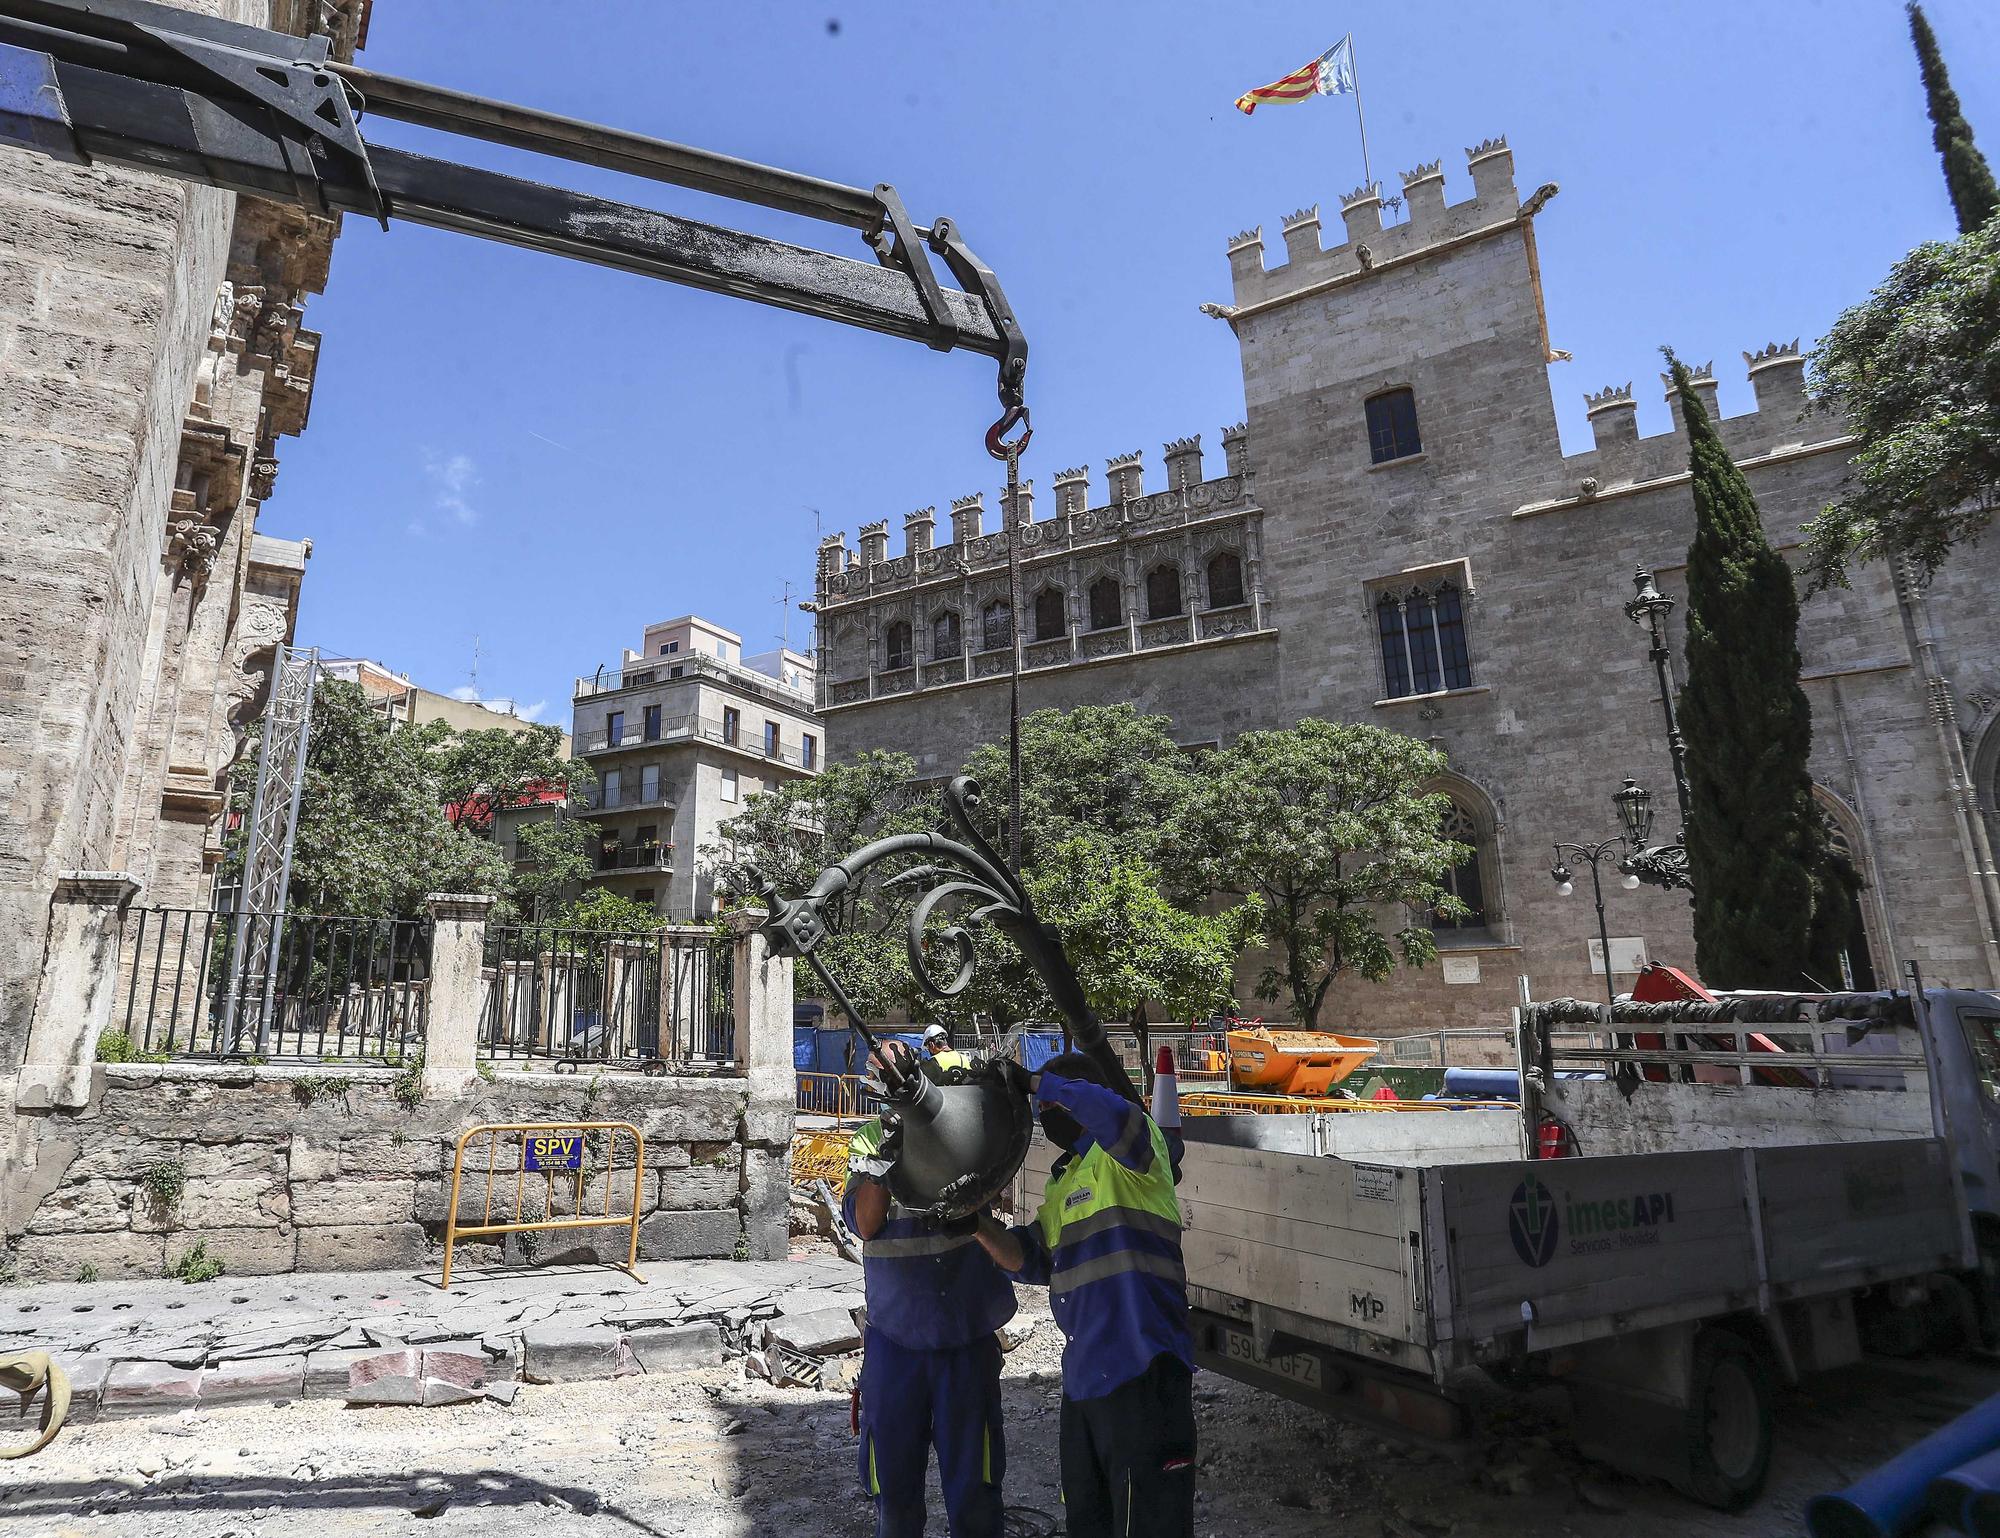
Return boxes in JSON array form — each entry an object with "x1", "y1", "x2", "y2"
[{"x1": 995, "y1": 1057, "x2": 1036, "y2": 1103}]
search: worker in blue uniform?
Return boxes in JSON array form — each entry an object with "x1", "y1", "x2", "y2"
[
  {"x1": 844, "y1": 1040, "x2": 1015, "y2": 1537},
  {"x1": 975, "y1": 1052, "x2": 1196, "y2": 1538}
]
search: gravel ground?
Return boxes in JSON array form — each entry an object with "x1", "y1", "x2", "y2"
[{"x1": 7, "y1": 1271, "x2": 2000, "y2": 1538}]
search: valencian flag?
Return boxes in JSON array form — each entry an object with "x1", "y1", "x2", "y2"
[{"x1": 1234, "y1": 35, "x2": 1356, "y2": 115}]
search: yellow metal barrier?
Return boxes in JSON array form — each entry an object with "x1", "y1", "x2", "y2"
[
  {"x1": 1178, "y1": 1091, "x2": 1466, "y2": 1117},
  {"x1": 440, "y1": 1120, "x2": 647, "y2": 1287},
  {"x1": 791, "y1": 1127, "x2": 853, "y2": 1186},
  {"x1": 796, "y1": 1071, "x2": 876, "y2": 1126}
]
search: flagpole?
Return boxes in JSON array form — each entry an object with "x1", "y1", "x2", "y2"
[{"x1": 1347, "y1": 32, "x2": 1374, "y2": 191}]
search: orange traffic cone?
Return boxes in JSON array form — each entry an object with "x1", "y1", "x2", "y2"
[{"x1": 1151, "y1": 1045, "x2": 1181, "y2": 1130}]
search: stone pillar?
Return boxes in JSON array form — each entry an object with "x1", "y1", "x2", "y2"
[
  {"x1": 727, "y1": 907, "x2": 794, "y2": 1076},
  {"x1": 17, "y1": 873, "x2": 142, "y2": 1111},
  {"x1": 727, "y1": 907, "x2": 795, "y2": 1261},
  {"x1": 1339, "y1": 184, "x2": 1383, "y2": 244},
  {"x1": 1279, "y1": 205, "x2": 1321, "y2": 267},
  {"x1": 421, "y1": 893, "x2": 494, "y2": 1098}
]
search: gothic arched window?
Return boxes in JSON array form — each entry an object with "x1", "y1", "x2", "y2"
[
  {"x1": 1433, "y1": 802, "x2": 1488, "y2": 932},
  {"x1": 1206, "y1": 550, "x2": 1245, "y2": 609},
  {"x1": 981, "y1": 599, "x2": 1013, "y2": 652},
  {"x1": 1087, "y1": 576, "x2": 1122, "y2": 632},
  {"x1": 932, "y1": 609, "x2": 962, "y2": 660},
  {"x1": 1032, "y1": 586, "x2": 1067, "y2": 642},
  {"x1": 1377, "y1": 583, "x2": 1473, "y2": 699},
  {"x1": 1145, "y1": 563, "x2": 1183, "y2": 620},
  {"x1": 885, "y1": 620, "x2": 912, "y2": 671}
]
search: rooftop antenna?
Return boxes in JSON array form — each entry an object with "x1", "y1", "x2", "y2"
[
  {"x1": 774, "y1": 578, "x2": 801, "y2": 650},
  {"x1": 468, "y1": 633, "x2": 481, "y2": 698}
]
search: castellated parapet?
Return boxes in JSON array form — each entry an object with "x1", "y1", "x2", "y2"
[
  {"x1": 1106, "y1": 449, "x2": 1145, "y2": 504},
  {"x1": 1164, "y1": 435, "x2": 1204, "y2": 488},
  {"x1": 1280, "y1": 206, "x2": 1321, "y2": 267},
  {"x1": 1053, "y1": 466, "x2": 1090, "y2": 519},
  {"x1": 1223, "y1": 136, "x2": 1543, "y2": 309},
  {"x1": 812, "y1": 430, "x2": 1258, "y2": 617},
  {"x1": 1661, "y1": 360, "x2": 1720, "y2": 434},
  {"x1": 1221, "y1": 422, "x2": 1249, "y2": 477},
  {"x1": 1745, "y1": 339, "x2": 1807, "y2": 415},
  {"x1": 1584, "y1": 383, "x2": 1638, "y2": 450},
  {"x1": 950, "y1": 491, "x2": 985, "y2": 544}
]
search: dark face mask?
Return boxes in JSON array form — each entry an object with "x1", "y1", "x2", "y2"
[{"x1": 1040, "y1": 1104, "x2": 1084, "y2": 1153}]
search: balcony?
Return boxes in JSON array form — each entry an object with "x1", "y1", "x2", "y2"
[
  {"x1": 597, "y1": 842, "x2": 674, "y2": 873},
  {"x1": 577, "y1": 781, "x2": 675, "y2": 813},
  {"x1": 574, "y1": 651, "x2": 814, "y2": 708},
  {"x1": 579, "y1": 714, "x2": 818, "y2": 771}
]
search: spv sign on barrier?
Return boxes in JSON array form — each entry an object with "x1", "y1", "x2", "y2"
[{"x1": 524, "y1": 1132, "x2": 584, "y2": 1172}]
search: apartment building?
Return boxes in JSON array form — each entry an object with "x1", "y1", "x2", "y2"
[{"x1": 569, "y1": 616, "x2": 822, "y2": 918}]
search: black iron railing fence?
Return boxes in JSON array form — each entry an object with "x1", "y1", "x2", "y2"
[
  {"x1": 117, "y1": 907, "x2": 431, "y2": 1061},
  {"x1": 480, "y1": 924, "x2": 734, "y2": 1070}
]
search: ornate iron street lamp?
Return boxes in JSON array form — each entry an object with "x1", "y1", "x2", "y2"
[
  {"x1": 1550, "y1": 837, "x2": 1626, "y2": 1007},
  {"x1": 1621, "y1": 566, "x2": 1695, "y2": 893}
]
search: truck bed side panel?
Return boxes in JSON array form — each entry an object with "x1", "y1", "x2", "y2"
[
  {"x1": 1178, "y1": 1143, "x2": 1424, "y2": 1347},
  {"x1": 1754, "y1": 1138, "x2": 1966, "y2": 1293},
  {"x1": 1440, "y1": 1150, "x2": 1757, "y2": 1344}
]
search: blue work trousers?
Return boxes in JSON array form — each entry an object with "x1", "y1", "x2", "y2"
[{"x1": 855, "y1": 1328, "x2": 1005, "y2": 1538}]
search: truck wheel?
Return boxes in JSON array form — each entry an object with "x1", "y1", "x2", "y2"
[{"x1": 1675, "y1": 1330, "x2": 1772, "y2": 1511}]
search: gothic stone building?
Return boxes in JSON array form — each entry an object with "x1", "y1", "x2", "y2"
[
  {"x1": 2, "y1": 0, "x2": 368, "y2": 1135},
  {"x1": 812, "y1": 137, "x2": 2000, "y2": 1032}
]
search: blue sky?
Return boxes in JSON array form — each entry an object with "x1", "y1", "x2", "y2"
[{"x1": 272, "y1": 0, "x2": 1997, "y2": 726}]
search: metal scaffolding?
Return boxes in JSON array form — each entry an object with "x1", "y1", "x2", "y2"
[{"x1": 217, "y1": 643, "x2": 319, "y2": 1054}]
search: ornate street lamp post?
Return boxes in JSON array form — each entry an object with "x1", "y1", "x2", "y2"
[
  {"x1": 1550, "y1": 837, "x2": 1629, "y2": 1007},
  {"x1": 1622, "y1": 566, "x2": 1695, "y2": 893}
]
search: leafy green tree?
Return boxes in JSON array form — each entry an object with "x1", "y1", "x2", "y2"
[
  {"x1": 986, "y1": 835, "x2": 1261, "y2": 1054},
  {"x1": 1802, "y1": 217, "x2": 2000, "y2": 588},
  {"x1": 702, "y1": 750, "x2": 942, "y2": 1021},
  {"x1": 553, "y1": 887, "x2": 667, "y2": 933},
  {"x1": 962, "y1": 705, "x2": 1199, "y2": 877},
  {"x1": 961, "y1": 705, "x2": 1251, "y2": 1051},
  {"x1": 1669, "y1": 352, "x2": 1829, "y2": 988},
  {"x1": 1169, "y1": 719, "x2": 1464, "y2": 1029},
  {"x1": 226, "y1": 684, "x2": 604, "y2": 923},
  {"x1": 506, "y1": 815, "x2": 597, "y2": 924},
  {"x1": 226, "y1": 680, "x2": 509, "y2": 918},
  {"x1": 1909, "y1": 3, "x2": 1997, "y2": 235}
]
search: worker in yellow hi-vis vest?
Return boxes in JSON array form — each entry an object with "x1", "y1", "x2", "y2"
[
  {"x1": 844, "y1": 1039, "x2": 1013, "y2": 1537},
  {"x1": 975, "y1": 1052, "x2": 1195, "y2": 1538}
]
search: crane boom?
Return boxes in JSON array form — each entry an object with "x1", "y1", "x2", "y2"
[{"x1": 0, "y1": 0, "x2": 1027, "y2": 422}]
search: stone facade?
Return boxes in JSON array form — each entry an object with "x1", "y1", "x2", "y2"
[
  {"x1": 2, "y1": 0, "x2": 366, "y2": 1158},
  {"x1": 816, "y1": 137, "x2": 2000, "y2": 1029}
]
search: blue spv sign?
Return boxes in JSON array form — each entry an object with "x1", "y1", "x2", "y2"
[{"x1": 525, "y1": 1132, "x2": 584, "y2": 1172}]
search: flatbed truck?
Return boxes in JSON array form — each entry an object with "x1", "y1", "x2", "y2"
[{"x1": 1018, "y1": 973, "x2": 2000, "y2": 1508}]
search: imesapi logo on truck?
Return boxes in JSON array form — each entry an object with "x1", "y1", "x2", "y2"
[{"x1": 1507, "y1": 1176, "x2": 1678, "y2": 1268}]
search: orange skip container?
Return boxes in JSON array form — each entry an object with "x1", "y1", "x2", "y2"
[{"x1": 1226, "y1": 1026, "x2": 1379, "y2": 1097}]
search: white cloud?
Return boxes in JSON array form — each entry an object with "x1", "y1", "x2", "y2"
[
  {"x1": 516, "y1": 700, "x2": 548, "y2": 722},
  {"x1": 449, "y1": 685, "x2": 481, "y2": 702},
  {"x1": 421, "y1": 450, "x2": 479, "y2": 528}
]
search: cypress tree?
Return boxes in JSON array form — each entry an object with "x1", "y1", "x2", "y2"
[
  {"x1": 1668, "y1": 352, "x2": 1827, "y2": 988},
  {"x1": 1909, "y1": 2, "x2": 1998, "y2": 233}
]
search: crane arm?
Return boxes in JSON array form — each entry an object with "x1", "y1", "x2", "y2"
[{"x1": 0, "y1": 0, "x2": 1027, "y2": 426}]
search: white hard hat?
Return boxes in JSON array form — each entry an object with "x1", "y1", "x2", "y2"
[{"x1": 923, "y1": 1025, "x2": 949, "y2": 1044}]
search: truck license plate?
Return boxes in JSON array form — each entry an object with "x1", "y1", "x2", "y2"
[{"x1": 1220, "y1": 1328, "x2": 1321, "y2": 1387}]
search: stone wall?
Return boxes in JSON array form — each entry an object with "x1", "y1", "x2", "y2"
[{"x1": 2, "y1": 1063, "x2": 790, "y2": 1285}]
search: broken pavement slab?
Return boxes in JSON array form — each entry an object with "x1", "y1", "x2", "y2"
[
  {"x1": 521, "y1": 1324, "x2": 638, "y2": 1384},
  {"x1": 764, "y1": 1308, "x2": 860, "y2": 1357},
  {"x1": 627, "y1": 1322, "x2": 723, "y2": 1373}
]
